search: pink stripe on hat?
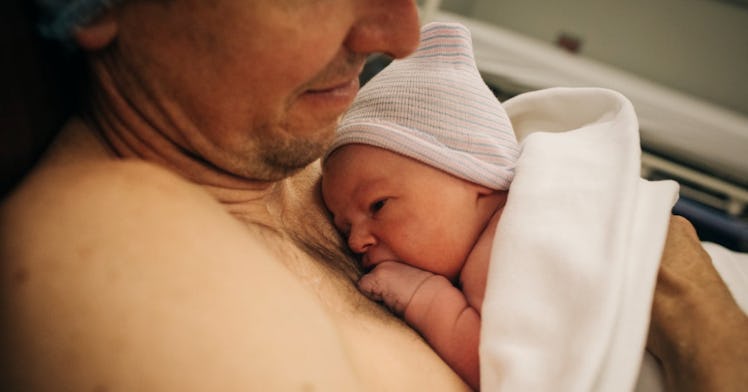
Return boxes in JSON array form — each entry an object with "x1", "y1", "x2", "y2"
[{"x1": 324, "y1": 22, "x2": 519, "y2": 190}]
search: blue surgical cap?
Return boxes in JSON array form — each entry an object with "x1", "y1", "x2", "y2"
[{"x1": 37, "y1": 0, "x2": 123, "y2": 43}]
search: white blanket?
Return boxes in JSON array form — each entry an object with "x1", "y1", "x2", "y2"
[
  {"x1": 480, "y1": 87, "x2": 748, "y2": 391},
  {"x1": 479, "y1": 87, "x2": 680, "y2": 391}
]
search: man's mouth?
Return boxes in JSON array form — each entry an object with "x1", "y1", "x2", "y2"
[
  {"x1": 306, "y1": 78, "x2": 360, "y2": 98},
  {"x1": 300, "y1": 58, "x2": 365, "y2": 108},
  {"x1": 299, "y1": 77, "x2": 360, "y2": 115}
]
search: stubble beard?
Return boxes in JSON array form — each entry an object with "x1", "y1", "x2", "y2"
[{"x1": 240, "y1": 124, "x2": 336, "y2": 182}]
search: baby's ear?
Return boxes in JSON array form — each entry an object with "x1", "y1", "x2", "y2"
[{"x1": 72, "y1": 12, "x2": 118, "y2": 51}]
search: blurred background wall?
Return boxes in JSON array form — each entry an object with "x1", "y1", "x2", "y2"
[{"x1": 436, "y1": 0, "x2": 748, "y2": 116}]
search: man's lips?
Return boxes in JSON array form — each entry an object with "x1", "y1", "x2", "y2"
[
  {"x1": 307, "y1": 78, "x2": 359, "y2": 94},
  {"x1": 305, "y1": 60, "x2": 365, "y2": 94},
  {"x1": 305, "y1": 78, "x2": 360, "y2": 101},
  {"x1": 302, "y1": 60, "x2": 365, "y2": 101},
  {"x1": 299, "y1": 78, "x2": 360, "y2": 114}
]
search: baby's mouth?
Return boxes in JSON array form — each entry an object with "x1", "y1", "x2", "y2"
[
  {"x1": 360, "y1": 254, "x2": 398, "y2": 272},
  {"x1": 360, "y1": 254, "x2": 374, "y2": 272}
]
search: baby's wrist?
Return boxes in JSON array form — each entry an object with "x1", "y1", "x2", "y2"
[{"x1": 403, "y1": 274, "x2": 452, "y2": 326}]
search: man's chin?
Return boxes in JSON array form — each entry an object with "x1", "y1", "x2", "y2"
[{"x1": 255, "y1": 139, "x2": 330, "y2": 181}]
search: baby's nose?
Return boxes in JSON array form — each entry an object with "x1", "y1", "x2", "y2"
[{"x1": 348, "y1": 226, "x2": 375, "y2": 254}]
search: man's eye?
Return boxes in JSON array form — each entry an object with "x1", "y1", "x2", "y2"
[{"x1": 369, "y1": 199, "x2": 387, "y2": 214}]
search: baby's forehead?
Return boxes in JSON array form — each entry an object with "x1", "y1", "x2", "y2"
[{"x1": 322, "y1": 148, "x2": 402, "y2": 194}]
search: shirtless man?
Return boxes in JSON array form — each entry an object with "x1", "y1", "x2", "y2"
[{"x1": 1, "y1": 1, "x2": 746, "y2": 391}]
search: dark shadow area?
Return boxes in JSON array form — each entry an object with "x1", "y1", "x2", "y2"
[{"x1": 0, "y1": 0, "x2": 82, "y2": 199}]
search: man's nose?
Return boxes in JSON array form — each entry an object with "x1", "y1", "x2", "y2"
[
  {"x1": 348, "y1": 225, "x2": 376, "y2": 254},
  {"x1": 345, "y1": 0, "x2": 421, "y2": 59}
]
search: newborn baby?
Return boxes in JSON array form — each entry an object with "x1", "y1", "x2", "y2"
[{"x1": 322, "y1": 22, "x2": 519, "y2": 390}]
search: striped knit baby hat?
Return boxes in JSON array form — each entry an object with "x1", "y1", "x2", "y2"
[{"x1": 325, "y1": 22, "x2": 519, "y2": 190}]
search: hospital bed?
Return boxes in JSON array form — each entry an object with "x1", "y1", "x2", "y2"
[{"x1": 411, "y1": 7, "x2": 748, "y2": 251}]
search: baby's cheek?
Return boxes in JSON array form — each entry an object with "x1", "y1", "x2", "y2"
[{"x1": 417, "y1": 248, "x2": 465, "y2": 281}]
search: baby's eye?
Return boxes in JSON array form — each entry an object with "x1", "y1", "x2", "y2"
[{"x1": 369, "y1": 199, "x2": 387, "y2": 214}]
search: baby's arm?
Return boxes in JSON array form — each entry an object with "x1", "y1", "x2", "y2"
[{"x1": 359, "y1": 261, "x2": 480, "y2": 390}]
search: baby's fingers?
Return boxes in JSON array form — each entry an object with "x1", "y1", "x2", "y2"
[
  {"x1": 358, "y1": 271, "x2": 411, "y2": 315},
  {"x1": 357, "y1": 261, "x2": 433, "y2": 315},
  {"x1": 358, "y1": 273, "x2": 385, "y2": 302}
]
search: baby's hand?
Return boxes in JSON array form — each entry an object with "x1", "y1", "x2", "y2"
[{"x1": 358, "y1": 261, "x2": 435, "y2": 316}]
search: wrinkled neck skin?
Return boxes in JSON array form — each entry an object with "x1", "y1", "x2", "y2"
[
  {"x1": 39, "y1": 47, "x2": 360, "y2": 283},
  {"x1": 73, "y1": 50, "x2": 305, "y2": 231}
]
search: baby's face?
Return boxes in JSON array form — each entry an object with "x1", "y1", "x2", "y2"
[{"x1": 322, "y1": 144, "x2": 490, "y2": 281}]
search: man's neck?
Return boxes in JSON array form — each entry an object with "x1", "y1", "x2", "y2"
[
  {"x1": 84, "y1": 50, "x2": 292, "y2": 196},
  {"x1": 71, "y1": 59, "x2": 357, "y2": 279},
  {"x1": 48, "y1": 117, "x2": 293, "y2": 229}
]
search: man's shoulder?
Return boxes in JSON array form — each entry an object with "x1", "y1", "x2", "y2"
[
  {"x1": 1, "y1": 160, "x2": 231, "y2": 263},
  {"x1": 4, "y1": 159, "x2": 212, "y2": 220},
  {"x1": 0, "y1": 160, "x2": 368, "y2": 390}
]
